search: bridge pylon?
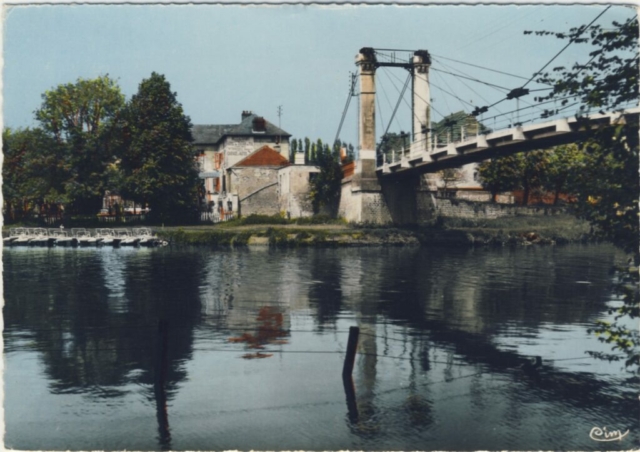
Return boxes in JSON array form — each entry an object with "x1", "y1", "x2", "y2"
[
  {"x1": 339, "y1": 47, "x2": 436, "y2": 224},
  {"x1": 411, "y1": 50, "x2": 432, "y2": 158}
]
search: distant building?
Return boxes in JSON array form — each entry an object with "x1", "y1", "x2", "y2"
[
  {"x1": 193, "y1": 111, "x2": 318, "y2": 219},
  {"x1": 229, "y1": 145, "x2": 290, "y2": 216},
  {"x1": 193, "y1": 111, "x2": 291, "y2": 204}
]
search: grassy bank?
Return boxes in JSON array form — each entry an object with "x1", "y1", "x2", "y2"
[
  {"x1": 155, "y1": 214, "x2": 595, "y2": 248},
  {"x1": 420, "y1": 214, "x2": 594, "y2": 246}
]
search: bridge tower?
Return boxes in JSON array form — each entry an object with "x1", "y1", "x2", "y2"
[
  {"x1": 411, "y1": 50, "x2": 431, "y2": 157},
  {"x1": 353, "y1": 47, "x2": 379, "y2": 189},
  {"x1": 339, "y1": 48, "x2": 435, "y2": 224}
]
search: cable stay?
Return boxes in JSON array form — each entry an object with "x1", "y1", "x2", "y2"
[
  {"x1": 384, "y1": 68, "x2": 447, "y2": 120},
  {"x1": 522, "y1": 5, "x2": 611, "y2": 89},
  {"x1": 431, "y1": 68, "x2": 510, "y2": 91},
  {"x1": 377, "y1": 71, "x2": 404, "y2": 132},
  {"x1": 376, "y1": 73, "x2": 411, "y2": 154},
  {"x1": 432, "y1": 59, "x2": 510, "y2": 117},
  {"x1": 333, "y1": 72, "x2": 357, "y2": 146},
  {"x1": 431, "y1": 54, "x2": 537, "y2": 83}
]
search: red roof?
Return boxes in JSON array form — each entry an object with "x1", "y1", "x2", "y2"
[{"x1": 233, "y1": 146, "x2": 290, "y2": 168}]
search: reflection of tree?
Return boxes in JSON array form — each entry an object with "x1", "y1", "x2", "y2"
[
  {"x1": 308, "y1": 250, "x2": 344, "y2": 327},
  {"x1": 3, "y1": 249, "x2": 205, "y2": 397}
]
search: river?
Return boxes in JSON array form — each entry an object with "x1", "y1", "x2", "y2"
[{"x1": 3, "y1": 244, "x2": 637, "y2": 450}]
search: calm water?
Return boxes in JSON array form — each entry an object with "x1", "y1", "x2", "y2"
[{"x1": 3, "y1": 244, "x2": 637, "y2": 450}]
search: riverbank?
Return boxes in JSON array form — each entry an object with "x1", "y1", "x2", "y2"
[{"x1": 155, "y1": 214, "x2": 595, "y2": 248}]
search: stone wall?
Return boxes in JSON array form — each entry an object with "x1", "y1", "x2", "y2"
[
  {"x1": 222, "y1": 137, "x2": 256, "y2": 167},
  {"x1": 232, "y1": 167, "x2": 280, "y2": 216},
  {"x1": 241, "y1": 184, "x2": 280, "y2": 216},
  {"x1": 435, "y1": 198, "x2": 568, "y2": 219},
  {"x1": 278, "y1": 166, "x2": 318, "y2": 218}
]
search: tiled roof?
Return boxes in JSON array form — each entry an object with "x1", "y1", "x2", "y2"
[
  {"x1": 233, "y1": 145, "x2": 291, "y2": 168},
  {"x1": 193, "y1": 113, "x2": 291, "y2": 145},
  {"x1": 192, "y1": 124, "x2": 237, "y2": 145}
]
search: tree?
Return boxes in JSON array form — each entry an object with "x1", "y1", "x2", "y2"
[
  {"x1": 519, "y1": 150, "x2": 549, "y2": 206},
  {"x1": 477, "y1": 155, "x2": 522, "y2": 202},
  {"x1": 527, "y1": 13, "x2": 638, "y2": 251},
  {"x1": 541, "y1": 144, "x2": 583, "y2": 205},
  {"x1": 116, "y1": 73, "x2": 200, "y2": 224},
  {"x1": 439, "y1": 168, "x2": 463, "y2": 195},
  {"x1": 2, "y1": 127, "x2": 69, "y2": 222},
  {"x1": 379, "y1": 131, "x2": 409, "y2": 163},
  {"x1": 304, "y1": 137, "x2": 311, "y2": 164},
  {"x1": 35, "y1": 75, "x2": 125, "y2": 214},
  {"x1": 310, "y1": 142, "x2": 317, "y2": 164},
  {"x1": 309, "y1": 143, "x2": 343, "y2": 216},
  {"x1": 528, "y1": 13, "x2": 639, "y2": 371}
]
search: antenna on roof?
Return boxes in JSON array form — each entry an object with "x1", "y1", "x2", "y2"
[{"x1": 277, "y1": 105, "x2": 283, "y2": 150}]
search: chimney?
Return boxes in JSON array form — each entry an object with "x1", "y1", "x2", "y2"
[
  {"x1": 252, "y1": 116, "x2": 266, "y2": 132},
  {"x1": 242, "y1": 110, "x2": 253, "y2": 120}
]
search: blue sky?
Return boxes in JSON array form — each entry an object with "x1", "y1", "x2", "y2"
[{"x1": 3, "y1": 4, "x2": 636, "y2": 145}]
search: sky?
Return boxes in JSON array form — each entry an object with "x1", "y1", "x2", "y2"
[{"x1": 2, "y1": 3, "x2": 636, "y2": 146}]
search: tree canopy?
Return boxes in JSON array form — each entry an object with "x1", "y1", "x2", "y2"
[
  {"x1": 116, "y1": 72, "x2": 200, "y2": 224},
  {"x1": 33, "y1": 75, "x2": 125, "y2": 214}
]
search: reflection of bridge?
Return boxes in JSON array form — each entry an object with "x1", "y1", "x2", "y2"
[{"x1": 338, "y1": 47, "x2": 639, "y2": 224}]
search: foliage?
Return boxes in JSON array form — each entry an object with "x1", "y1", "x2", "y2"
[
  {"x1": 477, "y1": 155, "x2": 522, "y2": 202},
  {"x1": 2, "y1": 127, "x2": 67, "y2": 221},
  {"x1": 527, "y1": 13, "x2": 639, "y2": 371},
  {"x1": 291, "y1": 137, "x2": 355, "y2": 165},
  {"x1": 116, "y1": 72, "x2": 200, "y2": 224},
  {"x1": 309, "y1": 143, "x2": 343, "y2": 216},
  {"x1": 526, "y1": 15, "x2": 638, "y2": 114},
  {"x1": 540, "y1": 144, "x2": 582, "y2": 205},
  {"x1": 379, "y1": 131, "x2": 410, "y2": 163},
  {"x1": 439, "y1": 168, "x2": 463, "y2": 193},
  {"x1": 588, "y1": 264, "x2": 639, "y2": 371},
  {"x1": 526, "y1": 14, "x2": 639, "y2": 251},
  {"x1": 33, "y1": 75, "x2": 125, "y2": 214}
]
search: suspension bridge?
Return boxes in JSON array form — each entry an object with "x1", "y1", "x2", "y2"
[{"x1": 335, "y1": 43, "x2": 638, "y2": 224}]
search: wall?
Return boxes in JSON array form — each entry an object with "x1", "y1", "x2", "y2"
[
  {"x1": 278, "y1": 166, "x2": 318, "y2": 218},
  {"x1": 435, "y1": 198, "x2": 568, "y2": 219},
  {"x1": 231, "y1": 167, "x2": 280, "y2": 216},
  {"x1": 222, "y1": 137, "x2": 256, "y2": 167},
  {"x1": 339, "y1": 177, "x2": 394, "y2": 224}
]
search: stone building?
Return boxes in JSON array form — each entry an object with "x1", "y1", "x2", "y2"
[
  {"x1": 229, "y1": 145, "x2": 290, "y2": 216},
  {"x1": 193, "y1": 111, "x2": 292, "y2": 217},
  {"x1": 278, "y1": 153, "x2": 320, "y2": 219},
  {"x1": 193, "y1": 111, "x2": 320, "y2": 219}
]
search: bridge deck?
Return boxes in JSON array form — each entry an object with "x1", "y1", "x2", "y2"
[{"x1": 378, "y1": 107, "x2": 640, "y2": 177}]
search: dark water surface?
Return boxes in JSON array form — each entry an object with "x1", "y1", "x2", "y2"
[{"x1": 3, "y1": 244, "x2": 637, "y2": 450}]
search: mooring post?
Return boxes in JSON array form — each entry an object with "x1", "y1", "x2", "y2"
[{"x1": 342, "y1": 326, "x2": 360, "y2": 379}]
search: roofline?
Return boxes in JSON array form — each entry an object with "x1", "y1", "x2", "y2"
[
  {"x1": 194, "y1": 132, "x2": 292, "y2": 146},
  {"x1": 231, "y1": 144, "x2": 291, "y2": 168}
]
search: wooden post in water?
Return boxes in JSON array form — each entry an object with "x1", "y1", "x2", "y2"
[
  {"x1": 342, "y1": 374, "x2": 359, "y2": 423},
  {"x1": 342, "y1": 326, "x2": 360, "y2": 379}
]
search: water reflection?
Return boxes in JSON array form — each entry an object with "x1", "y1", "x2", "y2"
[{"x1": 4, "y1": 244, "x2": 636, "y2": 450}]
